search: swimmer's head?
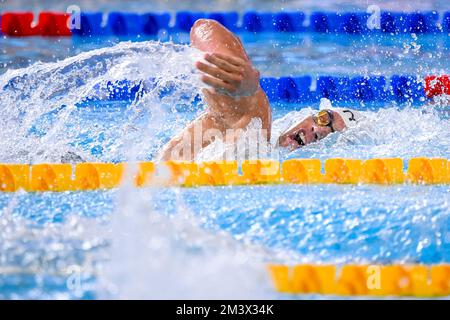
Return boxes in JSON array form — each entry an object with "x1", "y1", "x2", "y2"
[{"x1": 277, "y1": 99, "x2": 362, "y2": 150}]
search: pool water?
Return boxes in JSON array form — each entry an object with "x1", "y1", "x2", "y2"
[
  {"x1": 1, "y1": 184, "x2": 449, "y2": 299},
  {"x1": 1, "y1": 1, "x2": 450, "y2": 299},
  {"x1": 2, "y1": 31, "x2": 450, "y2": 76}
]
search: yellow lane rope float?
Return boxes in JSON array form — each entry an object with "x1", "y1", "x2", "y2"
[
  {"x1": 268, "y1": 264, "x2": 450, "y2": 297},
  {"x1": 0, "y1": 157, "x2": 449, "y2": 192},
  {"x1": 0, "y1": 264, "x2": 448, "y2": 297}
]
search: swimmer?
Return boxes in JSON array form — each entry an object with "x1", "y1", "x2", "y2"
[{"x1": 158, "y1": 19, "x2": 363, "y2": 160}]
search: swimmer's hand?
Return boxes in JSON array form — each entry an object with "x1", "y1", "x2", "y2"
[{"x1": 195, "y1": 53, "x2": 260, "y2": 97}]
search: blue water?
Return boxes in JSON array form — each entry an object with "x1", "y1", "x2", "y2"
[
  {"x1": 2, "y1": 32, "x2": 449, "y2": 76},
  {"x1": 1, "y1": 185, "x2": 449, "y2": 263},
  {"x1": 0, "y1": 184, "x2": 449, "y2": 299},
  {"x1": 1, "y1": 0, "x2": 450, "y2": 300}
]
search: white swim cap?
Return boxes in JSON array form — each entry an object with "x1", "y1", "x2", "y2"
[{"x1": 319, "y1": 98, "x2": 363, "y2": 129}]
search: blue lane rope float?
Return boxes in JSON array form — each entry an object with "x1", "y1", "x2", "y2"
[
  {"x1": 1, "y1": 11, "x2": 450, "y2": 37},
  {"x1": 75, "y1": 74, "x2": 429, "y2": 106},
  {"x1": 2, "y1": 73, "x2": 443, "y2": 108}
]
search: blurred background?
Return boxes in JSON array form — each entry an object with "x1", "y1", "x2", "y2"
[
  {"x1": 1, "y1": 0, "x2": 449, "y2": 12},
  {"x1": 1, "y1": 1, "x2": 449, "y2": 75}
]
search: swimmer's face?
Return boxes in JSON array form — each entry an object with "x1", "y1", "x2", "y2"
[{"x1": 277, "y1": 111, "x2": 346, "y2": 150}]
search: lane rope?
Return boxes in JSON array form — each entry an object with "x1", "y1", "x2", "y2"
[
  {"x1": 83, "y1": 74, "x2": 449, "y2": 104},
  {"x1": 1, "y1": 158, "x2": 449, "y2": 192},
  {"x1": 1, "y1": 11, "x2": 450, "y2": 37},
  {"x1": 0, "y1": 264, "x2": 447, "y2": 297},
  {"x1": 269, "y1": 264, "x2": 450, "y2": 297}
]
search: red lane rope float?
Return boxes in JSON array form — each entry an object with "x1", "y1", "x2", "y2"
[
  {"x1": 1, "y1": 12, "x2": 36, "y2": 36},
  {"x1": 425, "y1": 75, "x2": 450, "y2": 98},
  {"x1": 36, "y1": 12, "x2": 72, "y2": 36},
  {"x1": 1, "y1": 12, "x2": 71, "y2": 37}
]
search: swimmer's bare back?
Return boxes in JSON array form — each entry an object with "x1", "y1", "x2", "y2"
[{"x1": 158, "y1": 19, "x2": 271, "y2": 161}]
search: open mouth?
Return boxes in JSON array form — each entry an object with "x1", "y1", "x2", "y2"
[{"x1": 292, "y1": 131, "x2": 306, "y2": 146}]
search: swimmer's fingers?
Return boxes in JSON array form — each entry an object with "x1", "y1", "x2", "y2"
[
  {"x1": 201, "y1": 53, "x2": 260, "y2": 96},
  {"x1": 200, "y1": 75, "x2": 236, "y2": 94},
  {"x1": 209, "y1": 52, "x2": 246, "y2": 67},
  {"x1": 196, "y1": 61, "x2": 243, "y2": 84},
  {"x1": 204, "y1": 53, "x2": 243, "y2": 74}
]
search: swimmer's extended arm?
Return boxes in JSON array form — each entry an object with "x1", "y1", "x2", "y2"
[{"x1": 158, "y1": 19, "x2": 271, "y2": 161}]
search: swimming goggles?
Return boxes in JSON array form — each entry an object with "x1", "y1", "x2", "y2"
[{"x1": 312, "y1": 109, "x2": 335, "y2": 132}]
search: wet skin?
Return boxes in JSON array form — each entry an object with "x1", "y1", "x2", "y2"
[
  {"x1": 159, "y1": 19, "x2": 271, "y2": 161},
  {"x1": 277, "y1": 111, "x2": 346, "y2": 149},
  {"x1": 159, "y1": 19, "x2": 346, "y2": 160}
]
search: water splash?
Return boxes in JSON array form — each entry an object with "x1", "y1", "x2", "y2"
[
  {"x1": 1, "y1": 39, "x2": 448, "y2": 163},
  {"x1": 197, "y1": 100, "x2": 450, "y2": 162},
  {"x1": 275, "y1": 104, "x2": 450, "y2": 160},
  {"x1": 1, "y1": 34, "x2": 449, "y2": 300},
  {"x1": 0, "y1": 41, "x2": 281, "y2": 299},
  {"x1": 0, "y1": 41, "x2": 203, "y2": 163},
  {"x1": 99, "y1": 184, "x2": 277, "y2": 299},
  {"x1": 0, "y1": 192, "x2": 109, "y2": 299}
]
